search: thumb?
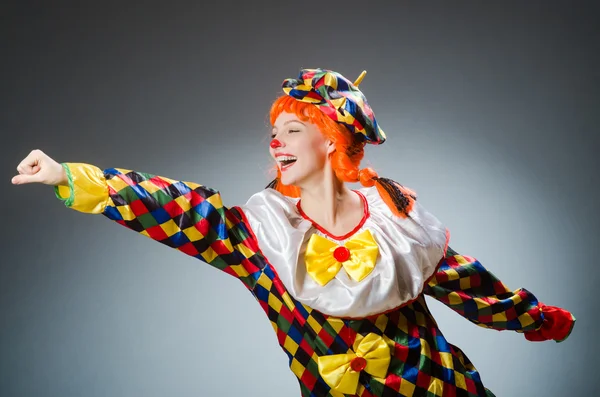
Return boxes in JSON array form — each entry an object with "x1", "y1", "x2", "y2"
[{"x1": 12, "y1": 173, "x2": 43, "y2": 185}]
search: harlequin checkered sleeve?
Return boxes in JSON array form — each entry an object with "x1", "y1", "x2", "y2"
[
  {"x1": 54, "y1": 163, "x2": 263, "y2": 288},
  {"x1": 423, "y1": 246, "x2": 576, "y2": 343}
]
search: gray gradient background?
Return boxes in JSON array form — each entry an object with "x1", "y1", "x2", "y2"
[{"x1": 1, "y1": 2, "x2": 598, "y2": 396}]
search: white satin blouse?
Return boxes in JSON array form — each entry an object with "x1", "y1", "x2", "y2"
[{"x1": 240, "y1": 187, "x2": 449, "y2": 318}]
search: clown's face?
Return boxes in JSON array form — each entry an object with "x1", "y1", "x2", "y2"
[{"x1": 270, "y1": 111, "x2": 334, "y2": 188}]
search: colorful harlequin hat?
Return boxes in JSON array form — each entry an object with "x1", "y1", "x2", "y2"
[{"x1": 282, "y1": 68, "x2": 386, "y2": 145}]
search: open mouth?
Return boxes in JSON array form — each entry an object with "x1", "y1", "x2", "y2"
[{"x1": 277, "y1": 156, "x2": 297, "y2": 171}]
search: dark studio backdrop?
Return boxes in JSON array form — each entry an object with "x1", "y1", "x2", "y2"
[{"x1": 1, "y1": 2, "x2": 598, "y2": 396}]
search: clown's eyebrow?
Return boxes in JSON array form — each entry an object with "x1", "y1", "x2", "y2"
[
  {"x1": 284, "y1": 120, "x2": 305, "y2": 126},
  {"x1": 272, "y1": 120, "x2": 306, "y2": 130}
]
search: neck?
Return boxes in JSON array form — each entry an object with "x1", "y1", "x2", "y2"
[{"x1": 297, "y1": 166, "x2": 361, "y2": 234}]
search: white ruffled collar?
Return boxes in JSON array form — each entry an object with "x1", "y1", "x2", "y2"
[{"x1": 241, "y1": 187, "x2": 448, "y2": 318}]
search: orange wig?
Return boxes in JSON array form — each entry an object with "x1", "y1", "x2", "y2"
[
  {"x1": 266, "y1": 95, "x2": 416, "y2": 219},
  {"x1": 268, "y1": 95, "x2": 377, "y2": 198}
]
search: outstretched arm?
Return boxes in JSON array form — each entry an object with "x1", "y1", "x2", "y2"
[
  {"x1": 13, "y1": 150, "x2": 263, "y2": 288},
  {"x1": 423, "y1": 246, "x2": 576, "y2": 343},
  {"x1": 53, "y1": 162, "x2": 263, "y2": 289}
]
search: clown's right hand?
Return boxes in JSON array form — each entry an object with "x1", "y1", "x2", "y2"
[{"x1": 11, "y1": 149, "x2": 68, "y2": 186}]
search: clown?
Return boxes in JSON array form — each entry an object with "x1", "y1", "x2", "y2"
[{"x1": 12, "y1": 68, "x2": 575, "y2": 397}]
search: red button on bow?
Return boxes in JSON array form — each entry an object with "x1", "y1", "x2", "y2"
[
  {"x1": 350, "y1": 356, "x2": 367, "y2": 372},
  {"x1": 333, "y1": 246, "x2": 351, "y2": 262}
]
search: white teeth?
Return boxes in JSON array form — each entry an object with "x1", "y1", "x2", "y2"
[{"x1": 277, "y1": 156, "x2": 297, "y2": 163}]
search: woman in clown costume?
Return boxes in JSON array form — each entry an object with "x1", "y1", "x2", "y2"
[{"x1": 12, "y1": 68, "x2": 575, "y2": 397}]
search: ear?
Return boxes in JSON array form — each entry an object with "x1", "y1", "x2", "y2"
[{"x1": 325, "y1": 139, "x2": 336, "y2": 156}]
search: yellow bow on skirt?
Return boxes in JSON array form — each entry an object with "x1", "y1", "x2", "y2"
[
  {"x1": 305, "y1": 229, "x2": 379, "y2": 286},
  {"x1": 318, "y1": 333, "x2": 391, "y2": 394}
]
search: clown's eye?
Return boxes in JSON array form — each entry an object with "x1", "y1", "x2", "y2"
[{"x1": 288, "y1": 129, "x2": 300, "y2": 133}]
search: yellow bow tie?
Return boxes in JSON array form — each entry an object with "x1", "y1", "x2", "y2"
[
  {"x1": 318, "y1": 333, "x2": 391, "y2": 395},
  {"x1": 305, "y1": 229, "x2": 379, "y2": 286}
]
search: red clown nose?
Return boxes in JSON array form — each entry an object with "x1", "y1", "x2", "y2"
[{"x1": 270, "y1": 139, "x2": 282, "y2": 149}]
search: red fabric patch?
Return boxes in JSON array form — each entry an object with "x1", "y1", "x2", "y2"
[
  {"x1": 442, "y1": 383, "x2": 457, "y2": 397},
  {"x1": 163, "y1": 200, "x2": 184, "y2": 218},
  {"x1": 505, "y1": 307, "x2": 518, "y2": 321},
  {"x1": 337, "y1": 325, "x2": 356, "y2": 347},
  {"x1": 469, "y1": 273, "x2": 481, "y2": 288},
  {"x1": 258, "y1": 300, "x2": 269, "y2": 313},
  {"x1": 319, "y1": 105, "x2": 337, "y2": 119},
  {"x1": 178, "y1": 242, "x2": 200, "y2": 256},
  {"x1": 465, "y1": 377, "x2": 477, "y2": 392},
  {"x1": 493, "y1": 280, "x2": 511, "y2": 295},
  {"x1": 211, "y1": 240, "x2": 232, "y2": 256},
  {"x1": 291, "y1": 308, "x2": 306, "y2": 327},
  {"x1": 300, "y1": 370, "x2": 318, "y2": 390},
  {"x1": 130, "y1": 199, "x2": 149, "y2": 216},
  {"x1": 479, "y1": 315, "x2": 493, "y2": 324},
  {"x1": 409, "y1": 324, "x2": 421, "y2": 339},
  {"x1": 278, "y1": 305, "x2": 294, "y2": 325},
  {"x1": 430, "y1": 349, "x2": 442, "y2": 366},
  {"x1": 416, "y1": 370, "x2": 431, "y2": 389},
  {"x1": 240, "y1": 258, "x2": 260, "y2": 274},
  {"x1": 189, "y1": 190, "x2": 205, "y2": 206},
  {"x1": 145, "y1": 225, "x2": 169, "y2": 241},
  {"x1": 303, "y1": 70, "x2": 316, "y2": 80},
  {"x1": 393, "y1": 342, "x2": 409, "y2": 362},
  {"x1": 223, "y1": 266, "x2": 237, "y2": 278},
  {"x1": 317, "y1": 328, "x2": 334, "y2": 348},
  {"x1": 385, "y1": 373, "x2": 402, "y2": 391},
  {"x1": 276, "y1": 328, "x2": 287, "y2": 346},
  {"x1": 299, "y1": 338, "x2": 314, "y2": 356},
  {"x1": 148, "y1": 176, "x2": 172, "y2": 190},
  {"x1": 195, "y1": 218, "x2": 210, "y2": 236},
  {"x1": 435, "y1": 270, "x2": 450, "y2": 284}
]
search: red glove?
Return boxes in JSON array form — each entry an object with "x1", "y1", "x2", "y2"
[{"x1": 524, "y1": 302, "x2": 575, "y2": 342}]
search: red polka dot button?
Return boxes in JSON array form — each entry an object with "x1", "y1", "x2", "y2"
[
  {"x1": 333, "y1": 246, "x2": 351, "y2": 262},
  {"x1": 350, "y1": 356, "x2": 367, "y2": 372}
]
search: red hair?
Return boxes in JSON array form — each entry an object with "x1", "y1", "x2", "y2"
[
  {"x1": 268, "y1": 96, "x2": 376, "y2": 198},
  {"x1": 267, "y1": 95, "x2": 416, "y2": 219}
]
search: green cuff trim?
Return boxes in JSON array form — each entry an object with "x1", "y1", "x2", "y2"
[
  {"x1": 555, "y1": 313, "x2": 576, "y2": 343},
  {"x1": 54, "y1": 163, "x2": 75, "y2": 207}
]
